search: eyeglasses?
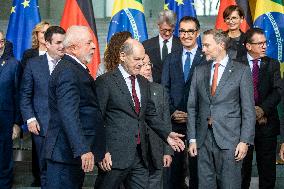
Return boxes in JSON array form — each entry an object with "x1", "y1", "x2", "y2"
[
  {"x1": 225, "y1": 16, "x2": 241, "y2": 23},
  {"x1": 179, "y1": 29, "x2": 198, "y2": 36},
  {"x1": 159, "y1": 28, "x2": 174, "y2": 34},
  {"x1": 142, "y1": 62, "x2": 153, "y2": 67},
  {"x1": 249, "y1": 41, "x2": 267, "y2": 47}
]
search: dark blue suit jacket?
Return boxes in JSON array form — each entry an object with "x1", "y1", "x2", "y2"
[
  {"x1": 0, "y1": 56, "x2": 21, "y2": 137},
  {"x1": 161, "y1": 48, "x2": 205, "y2": 132},
  {"x1": 20, "y1": 54, "x2": 50, "y2": 136},
  {"x1": 45, "y1": 55, "x2": 105, "y2": 164}
]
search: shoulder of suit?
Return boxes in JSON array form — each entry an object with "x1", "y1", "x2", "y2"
[
  {"x1": 142, "y1": 36, "x2": 158, "y2": 46},
  {"x1": 261, "y1": 56, "x2": 280, "y2": 64},
  {"x1": 26, "y1": 54, "x2": 46, "y2": 66}
]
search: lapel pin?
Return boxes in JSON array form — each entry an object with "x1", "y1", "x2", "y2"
[
  {"x1": 153, "y1": 92, "x2": 156, "y2": 96},
  {"x1": 229, "y1": 69, "x2": 232, "y2": 72}
]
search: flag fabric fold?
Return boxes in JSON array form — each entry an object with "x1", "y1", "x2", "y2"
[
  {"x1": 164, "y1": 0, "x2": 198, "y2": 37},
  {"x1": 60, "y1": 0, "x2": 101, "y2": 77},
  {"x1": 107, "y1": 0, "x2": 148, "y2": 43},
  {"x1": 215, "y1": 0, "x2": 252, "y2": 32},
  {"x1": 6, "y1": 0, "x2": 41, "y2": 60}
]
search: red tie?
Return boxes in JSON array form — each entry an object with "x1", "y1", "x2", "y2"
[
  {"x1": 211, "y1": 63, "x2": 220, "y2": 96},
  {"x1": 130, "y1": 75, "x2": 140, "y2": 144}
]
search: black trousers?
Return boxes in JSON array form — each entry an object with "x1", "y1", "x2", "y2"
[
  {"x1": 241, "y1": 135, "x2": 277, "y2": 189},
  {"x1": 94, "y1": 146, "x2": 149, "y2": 189}
]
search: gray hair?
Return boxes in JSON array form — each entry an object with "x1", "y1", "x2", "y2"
[
  {"x1": 119, "y1": 40, "x2": 133, "y2": 55},
  {"x1": 63, "y1": 25, "x2": 90, "y2": 48},
  {"x1": 157, "y1": 10, "x2": 176, "y2": 27},
  {"x1": 203, "y1": 29, "x2": 230, "y2": 50}
]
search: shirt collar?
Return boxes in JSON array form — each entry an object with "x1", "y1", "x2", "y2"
[
  {"x1": 118, "y1": 64, "x2": 132, "y2": 80},
  {"x1": 182, "y1": 45, "x2": 198, "y2": 56},
  {"x1": 46, "y1": 52, "x2": 57, "y2": 63},
  {"x1": 65, "y1": 53, "x2": 87, "y2": 69},
  {"x1": 213, "y1": 54, "x2": 229, "y2": 67},
  {"x1": 247, "y1": 53, "x2": 260, "y2": 63},
  {"x1": 159, "y1": 34, "x2": 173, "y2": 44}
]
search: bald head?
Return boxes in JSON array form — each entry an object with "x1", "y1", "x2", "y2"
[
  {"x1": 63, "y1": 25, "x2": 96, "y2": 65},
  {"x1": 119, "y1": 39, "x2": 146, "y2": 76}
]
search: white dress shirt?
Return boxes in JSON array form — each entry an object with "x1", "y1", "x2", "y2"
[
  {"x1": 65, "y1": 53, "x2": 87, "y2": 69},
  {"x1": 118, "y1": 64, "x2": 141, "y2": 104},
  {"x1": 159, "y1": 34, "x2": 173, "y2": 60},
  {"x1": 210, "y1": 55, "x2": 229, "y2": 87},
  {"x1": 182, "y1": 45, "x2": 198, "y2": 72},
  {"x1": 46, "y1": 52, "x2": 59, "y2": 75},
  {"x1": 247, "y1": 53, "x2": 261, "y2": 72}
]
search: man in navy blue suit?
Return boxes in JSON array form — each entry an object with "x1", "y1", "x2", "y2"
[
  {"x1": 44, "y1": 26, "x2": 105, "y2": 189},
  {"x1": 161, "y1": 16, "x2": 206, "y2": 189},
  {"x1": 0, "y1": 30, "x2": 21, "y2": 189},
  {"x1": 20, "y1": 26, "x2": 66, "y2": 188}
]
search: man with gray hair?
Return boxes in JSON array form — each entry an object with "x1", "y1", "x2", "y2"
[
  {"x1": 44, "y1": 25, "x2": 105, "y2": 188},
  {"x1": 143, "y1": 10, "x2": 182, "y2": 83},
  {"x1": 187, "y1": 29, "x2": 255, "y2": 189}
]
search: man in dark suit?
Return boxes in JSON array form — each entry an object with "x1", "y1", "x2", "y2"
[
  {"x1": 161, "y1": 16, "x2": 205, "y2": 189},
  {"x1": 0, "y1": 30, "x2": 21, "y2": 189},
  {"x1": 94, "y1": 39, "x2": 185, "y2": 189},
  {"x1": 240, "y1": 28, "x2": 281, "y2": 189},
  {"x1": 20, "y1": 26, "x2": 66, "y2": 188},
  {"x1": 44, "y1": 26, "x2": 105, "y2": 188},
  {"x1": 188, "y1": 29, "x2": 255, "y2": 189},
  {"x1": 143, "y1": 10, "x2": 182, "y2": 83},
  {"x1": 0, "y1": 34, "x2": 14, "y2": 59},
  {"x1": 139, "y1": 54, "x2": 173, "y2": 189}
]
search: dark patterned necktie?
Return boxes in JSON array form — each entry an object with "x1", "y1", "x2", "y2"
[
  {"x1": 162, "y1": 39, "x2": 168, "y2": 61},
  {"x1": 252, "y1": 59, "x2": 259, "y2": 104},
  {"x1": 130, "y1": 75, "x2": 140, "y2": 144}
]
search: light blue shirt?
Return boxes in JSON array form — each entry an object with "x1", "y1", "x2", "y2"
[{"x1": 182, "y1": 45, "x2": 198, "y2": 72}]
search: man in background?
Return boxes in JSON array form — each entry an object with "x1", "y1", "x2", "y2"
[{"x1": 143, "y1": 10, "x2": 182, "y2": 83}]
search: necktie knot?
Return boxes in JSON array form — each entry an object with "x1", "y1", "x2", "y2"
[
  {"x1": 163, "y1": 40, "x2": 168, "y2": 44},
  {"x1": 130, "y1": 75, "x2": 135, "y2": 81},
  {"x1": 252, "y1": 59, "x2": 259, "y2": 66},
  {"x1": 214, "y1": 63, "x2": 220, "y2": 68}
]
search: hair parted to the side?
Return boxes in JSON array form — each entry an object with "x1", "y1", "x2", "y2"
[
  {"x1": 157, "y1": 10, "x2": 177, "y2": 27},
  {"x1": 203, "y1": 29, "x2": 230, "y2": 50},
  {"x1": 44, "y1": 26, "x2": 66, "y2": 43}
]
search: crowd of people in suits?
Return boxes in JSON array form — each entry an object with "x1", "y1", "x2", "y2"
[{"x1": 1, "y1": 4, "x2": 284, "y2": 189}]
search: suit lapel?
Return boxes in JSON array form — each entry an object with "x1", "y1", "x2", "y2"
[
  {"x1": 41, "y1": 55, "x2": 50, "y2": 78},
  {"x1": 0, "y1": 59, "x2": 8, "y2": 75},
  {"x1": 153, "y1": 37, "x2": 162, "y2": 62},
  {"x1": 112, "y1": 68, "x2": 136, "y2": 113},
  {"x1": 186, "y1": 49, "x2": 203, "y2": 84},
  {"x1": 213, "y1": 59, "x2": 234, "y2": 98},
  {"x1": 259, "y1": 57, "x2": 268, "y2": 83},
  {"x1": 204, "y1": 62, "x2": 212, "y2": 101},
  {"x1": 137, "y1": 75, "x2": 147, "y2": 116}
]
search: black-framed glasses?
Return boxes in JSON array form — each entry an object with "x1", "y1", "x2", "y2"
[
  {"x1": 179, "y1": 29, "x2": 198, "y2": 35},
  {"x1": 250, "y1": 41, "x2": 267, "y2": 47},
  {"x1": 159, "y1": 28, "x2": 174, "y2": 34}
]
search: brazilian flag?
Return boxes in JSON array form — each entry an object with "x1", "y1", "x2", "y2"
[{"x1": 107, "y1": 0, "x2": 148, "y2": 43}]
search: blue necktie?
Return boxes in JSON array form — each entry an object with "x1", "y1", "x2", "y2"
[{"x1": 184, "y1": 52, "x2": 191, "y2": 81}]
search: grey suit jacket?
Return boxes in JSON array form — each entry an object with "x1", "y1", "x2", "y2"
[
  {"x1": 147, "y1": 82, "x2": 173, "y2": 169},
  {"x1": 95, "y1": 67, "x2": 170, "y2": 169},
  {"x1": 187, "y1": 58, "x2": 255, "y2": 149}
]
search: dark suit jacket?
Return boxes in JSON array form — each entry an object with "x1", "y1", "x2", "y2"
[
  {"x1": 21, "y1": 48, "x2": 39, "y2": 70},
  {"x1": 20, "y1": 54, "x2": 50, "y2": 136},
  {"x1": 238, "y1": 55, "x2": 281, "y2": 137},
  {"x1": 95, "y1": 68, "x2": 170, "y2": 169},
  {"x1": 45, "y1": 55, "x2": 105, "y2": 164},
  {"x1": 143, "y1": 36, "x2": 182, "y2": 83},
  {"x1": 161, "y1": 48, "x2": 205, "y2": 132},
  {"x1": 187, "y1": 58, "x2": 255, "y2": 149},
  {"x1": 147, "y1": 82, "x2": 173, "y2": 169},
  {"x1": 227, "y1": 30, "x2": 247, "y2": 59},
  {"x1": 1, "y1": 41, "x2": 14, "y2": 60},
  {"x1": 0, "y1": 56, "x2": 21, "y2": 137}
]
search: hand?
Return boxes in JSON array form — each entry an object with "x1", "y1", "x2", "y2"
[
  {"x1": 167, "y1": 132, "x2": 185, "y2": 152},
  {"x1": 163, "y1": 155, "x2": 172, "y2": 167},
  {"x1": 171, "y1": 111, "x2": 187, "y2": 124},
  {"x1": 12, "y1": 124, "x2": 20, "y2": 140},
  {"x1": 28, "y1": 120, "x2": 40, "y2": 135},
  {"x1": 81, "y1": 152, "x2": 94, "y2": 172},
  {"x1": 279, "y1": 143, "x2": 284, "y2": 161},
  {"x1": 99, "y1": 152, "x2": 112, "y2": 171},
  {"x1": 235, "y1": 142, "x2": 248, "y2": 161},
  {"x1": 188, "y1": 142, "x2": 198, "y2": 157},
  {"x1": 258, "y1": 116, "x2": 267, "y2": 125},
  {"x1": 255, "y1": 106, "x2": 264, "y2": 120}
]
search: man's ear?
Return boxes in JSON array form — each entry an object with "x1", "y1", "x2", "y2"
[{"x1": 120, "y1": 52, "x2": 126, "y2": 62}]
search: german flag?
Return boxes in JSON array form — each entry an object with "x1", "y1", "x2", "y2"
[
  {"x1": 60, "y1": 0, "x2": 100, "y2": 78},
  {"x1": 215, "y1": 0, "x2": 253, "y2": 32}
]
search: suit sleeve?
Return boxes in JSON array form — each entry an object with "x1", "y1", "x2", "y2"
[
  {"x1": 56, "y1": 69, "x2": 90, "y2": 158},
  {"x1": 240, "y1": 66, "x2": 256, "y2": 145},
  {"x1": 20, "y1": 60, "x2": 35, "y2": 122},
  {"x1": 259, "y1": 60, "x2": 281, "y2": 115},
  {"x1": 145, "y1": 85, "x2": 170, "y2": 142},
  {"x1": 162, "y1": 87, "x2": 174, "y2": 155},
  {"x1": 161, "y1": 56, "x2": 175, "y2": 115},
  {"x1": 14, "y1": 60, "x2": 22, "y2": 125},
  {"x1": 187, "y1": 67, "x2": 198, "y2": 141}
]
